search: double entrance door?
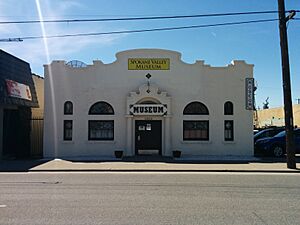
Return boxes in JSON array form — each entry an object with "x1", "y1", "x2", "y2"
[{"x1": 135, "y1": 120, "x2": 162, "y2": 155}]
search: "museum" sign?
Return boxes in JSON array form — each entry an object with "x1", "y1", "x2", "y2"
[{"x1": 130, "y1": 104, "x2": 167, "y2": 115}]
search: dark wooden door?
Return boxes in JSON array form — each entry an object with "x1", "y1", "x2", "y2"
[{"x1": 135, "y1": 120, "x2": 162, "y2": 155}]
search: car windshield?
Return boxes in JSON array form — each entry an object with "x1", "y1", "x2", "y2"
[
  {"x1": 274, "y1": 130, "x2": 286, "y2": 137},
  {"x1": 254, "y1": 130, "x2": 267, "y2": 138}
]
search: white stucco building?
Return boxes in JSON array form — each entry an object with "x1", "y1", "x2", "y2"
[{"x1": 43, "y1": 49, "x2": 254, "y2": 159}]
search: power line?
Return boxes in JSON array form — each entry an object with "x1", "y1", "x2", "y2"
[
  {"x1": 0, "y1": 18, "x2": 279, "y2": 42},
  {"x1": 0, "y1": 10, "x2": 297, "y2": 25}
]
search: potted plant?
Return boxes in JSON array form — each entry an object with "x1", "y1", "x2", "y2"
[
  {"x1": 114, "y1": 150, "x2": 123, "y2": 158},
  {"x1": 173, "y1": 150, "x2": 181, "y2": 158}
]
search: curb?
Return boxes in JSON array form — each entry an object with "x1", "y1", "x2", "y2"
[{"x1": 20, "y1": 169, "x2": 300, "y2": 173}]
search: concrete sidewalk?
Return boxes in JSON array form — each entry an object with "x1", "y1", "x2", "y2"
[{"x1": 0, "y1": 157, "x2": 300, "y2": 173}]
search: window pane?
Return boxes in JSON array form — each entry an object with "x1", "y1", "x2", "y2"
[
  {"x1": 64, "y1": 120, "x2": 72, "y2": 140},
  {"x1": 183, "y1": 121, "x2": 209, "y2": 140},
  {"x1": 183, "y1": 102, "x2": 209, "y2": 115},
  {"x1": 224, "y1": 120, "x2": 234, "y2": 141},
  {"x1": 89, "y1": 101, "x2": 114, "y2": 115},
  {"x1": 64, "y1": 101, "x2": 73, "y2": 115},
  {"x1": 224, "y1": 101, "x2": 233, "y2": 115},
  {"x1": 89, "y1": 120, "x2": 114, "y2": 140}
]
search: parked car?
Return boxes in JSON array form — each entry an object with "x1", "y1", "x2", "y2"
[
  {"x1": 254, "y1": 128, "x2": 300, "y2": 157},
  {"x1": 253, "y1": 129, "x2": 260, "y2": 135},
  {"x1": 254, "y1": 127, "x2": 285, "y2": 143}
]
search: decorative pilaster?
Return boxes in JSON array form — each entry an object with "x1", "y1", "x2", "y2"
[
  {"x1": 126, "y1": 115, "x2": 133, "y2": 156},
  {"x1": 164, "y1": 115, "x2": 172, "y2": 156}
]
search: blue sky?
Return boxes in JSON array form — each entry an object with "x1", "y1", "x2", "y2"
[{"x1": 0, "y1": 0, "x2": 299, "y2": 108}]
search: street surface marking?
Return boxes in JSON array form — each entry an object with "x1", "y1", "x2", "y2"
[{"x1": 0, "y1": 205, "x2": 7, "y2": 208}]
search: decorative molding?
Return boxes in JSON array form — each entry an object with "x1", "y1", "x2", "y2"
[{"x1": 127, "y1": 82, "x2": 171, "y2": 115}]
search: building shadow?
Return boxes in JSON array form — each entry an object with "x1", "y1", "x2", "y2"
[
  {"x1": 66, "y1": 155, "x2": 300, "y2": 165},
  {"x1": 0, "y1": 159, "x2": 51, "y2": 172},
  {"x1": 1, "y1": 156, "x2": 299, "y2": 172}
]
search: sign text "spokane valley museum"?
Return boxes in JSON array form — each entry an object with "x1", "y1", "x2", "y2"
[{"x1": 128, "y1": 58, "x2": 170, "y2": 70}]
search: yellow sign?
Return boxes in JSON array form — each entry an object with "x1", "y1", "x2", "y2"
[{"x1": 128, "y1": 58, "x2": 170, "y2": 70}]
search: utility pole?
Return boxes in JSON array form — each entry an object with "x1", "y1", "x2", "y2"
[{"x1": 277, "y1": 0, "x2": 296, "y2": 169}]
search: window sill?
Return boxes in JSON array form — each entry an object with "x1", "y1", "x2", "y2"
[
  {"x1": 181, "y1": 140, "x2": 211, "y2": 144},
  {"x1": 61, "y1": 141, "x2": 74, "y2": 144},
  {"x1": 223, "y1": 141, "x2": 236, "y2": 144},
  {"x1": 85, "y1": 140, "x2": 116, "y2": 144}
]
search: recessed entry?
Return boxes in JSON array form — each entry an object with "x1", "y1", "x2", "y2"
[{"x1": 135, "y1": 120, "x2": 162, "y2": 155}]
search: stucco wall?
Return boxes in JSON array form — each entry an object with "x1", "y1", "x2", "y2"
[{"x1": 43, "y1": 49, "x2": 253, "y2": 158}]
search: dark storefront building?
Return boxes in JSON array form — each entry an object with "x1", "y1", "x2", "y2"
[{"x1": 0, "y1": 49, "x2": 38, "y2": 159}]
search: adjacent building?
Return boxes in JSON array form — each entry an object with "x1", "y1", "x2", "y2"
[
  {"x1": 255, "y1": 104, "x2": 300, "y2": 128},
  {"x1": 30, "y1": 74, "x2": 44, "y2": 158},
  {"x1": 43, "y1": 49, "x2": 254, "y2": 159},
  {"x1": 0, "y1": 49, "x2": 38, "y2": 159}
]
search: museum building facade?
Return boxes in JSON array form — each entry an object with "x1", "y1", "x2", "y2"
[{"x1": 43, "y1": 49, "x2": 254, "y2": 158}]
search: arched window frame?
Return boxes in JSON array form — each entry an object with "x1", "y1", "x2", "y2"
[
  {"x1": 224, "y1": 101, "x2": 234, "y2": 115},
  {"x1": 183, "y1": 101, "x2": 209, "y2": 141},
  {"x1": 88, "y1": 101, "x2": 114, "y2": 115},
  {"x1": 183, "y1": 101, "x2": 209, "y2": 115},
  {"x1": 88, "y1": 101, "x2": 114, "y2": 141},
  {"x1": 64, "y1": 101, "x2": 73, "y2": 115}
]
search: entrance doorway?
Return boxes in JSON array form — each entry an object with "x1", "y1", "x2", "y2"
[
  {"x1": 135, "y1": 120, "x2": 162, "y2": 155},
  {"x1": 2, "y1": 108, "x2": 31, "y2": 158}
]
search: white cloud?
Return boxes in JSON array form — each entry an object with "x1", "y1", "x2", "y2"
[
  {"x1": 55, "y1": 1, "x2": 85, "y2": 13},
  {"x1": 0, "y1": 2, "x2": 22, "y2": 35},
  {"x1": 0, "y1": 0, "x2": 126, "y2": 75}
]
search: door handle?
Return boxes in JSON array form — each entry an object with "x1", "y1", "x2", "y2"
[{"x1": 138, "y1": 135, "x2": 141, "y2": 141}]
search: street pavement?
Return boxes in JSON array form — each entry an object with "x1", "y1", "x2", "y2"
[
  {"x1": 0, "y1": 172, "x2": 300, "y2": 225},
  {"x1": 0, "y1": 156, "x2": 299, "y2": 173}
]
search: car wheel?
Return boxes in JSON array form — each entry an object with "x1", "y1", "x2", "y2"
[{"x1": 273, "y1": 145, "x2": 284, "y2": 157}]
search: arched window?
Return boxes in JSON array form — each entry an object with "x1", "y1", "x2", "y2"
[
  {"x1": 64, "y1": 101, "x2": 73, "y2": 115},
  {"x1": 88, "y1": 101, "x2": 114, "y2": 141},
  {"x1": 183, "y1": 102, "x2": 209, "y2": 141},
  {"x1": 183, "y1": 101, "x2": 209, "y2": 115},
  {"x1": 89, "y1": 101, "x2": 114, "y2": 115},
  {"x1": 224, "y1": 101, "x2": 233, "y2": 115}
]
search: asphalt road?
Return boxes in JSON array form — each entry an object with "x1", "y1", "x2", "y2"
[{"x1": 0, "y1": 172, "x2": 300, "y2": 225}]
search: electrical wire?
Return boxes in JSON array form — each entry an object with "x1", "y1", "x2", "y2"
[
  {"x1": 0, "y1": 10, "x2": 298, "y2": 25},
  {"x1": 0, "y1": 18, "x2": 279, "y2": 42}
]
